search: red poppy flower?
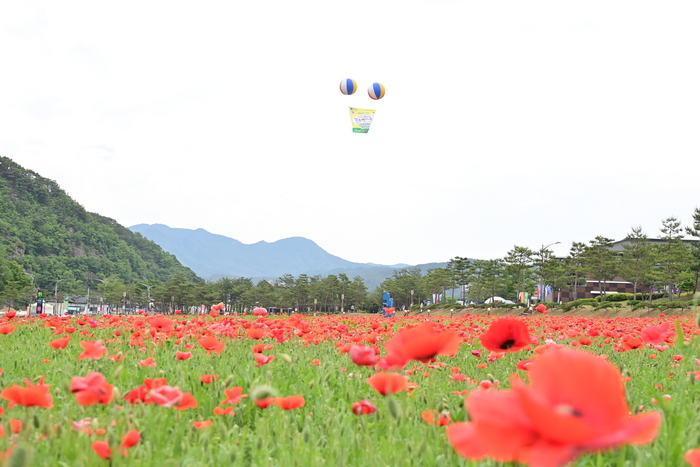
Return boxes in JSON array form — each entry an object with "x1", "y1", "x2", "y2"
[
  {"x1": 139, "y1": 357, "x2": 156, "y2": 367},
  {"x1": 422, "y1": 410, "x2": 451, "y2": 426},
  {"x1": 384, "y1": 322, "x2": 460, "y2": 363},
  {"x1": 254, "y1": 353, "x2": 275, "y2": 366},
  {"x1": 221, "y1": 387, "x2": 248, "y2": 405},
  {"x1": 145, "y1": 385, "x2": 183, "y2": 407},
  {"x1": 121, "y1": 430, "x2": 141, "y2": 449},
  {"x1": 447, "y1": 347, "x2": 661, "y2": 466},
  {"x1": 10, "y1": 419, "x2": 21, "y2": 434},
  {"x1": 5, "y1": 311, "x2": 16, "y2": 319},
  {"x1": 686, "y1": 449, "x2": 700, "y2": 467},
  {"x1": 91, "y1": 441, "x2": 111, "y2": 460},
  {"x1": 192, "y1": 420, "x2": 213, "y2": 429},
  {"x1": 352, "y1": 399, "x2": 377, "y2": 415},
  {"x1": 273, "y1": 395, "x2": 305, "y2": 410},
  {"x1": 70, "y1": 372, "x2": 114, "y2": 406},
  {"x1": 200, "y1": 374, "x2": 220, "y2": 384},
  {"x1": 198, "y1": 336, "x2": 225, "y2": 354},
  {"x1": 147, "y1": 317, "x2": 173, "y2": 333},
  {"x1": 366, "y1": 372, "x2": 409, "y2": 396},
  {"x1": 174, "y1": 392, "x2": 198, "y2": 410},
  {"x1": 255, "y1": 397, "x2": 274, "y2": 409},
  {"x1": 78, "y1": 340, "x2": 107, "y2": 360},
  {"x1": 479, "y1": 319, "x2": 532, "y2": 353},
  {"x1": 309, "y1": 359, "x2": 321, "y2": 366},
  {"x1": 251, "y1": 344, "x2": 265, "y2": 353},
  {"x1": 214, "y1": 406, "x2": 235, "y2": 415},
  {"x1": 48, "y1": 335, "x2": 71, "y2": 349},
  {"x1": 622, "y1": 336, "x2": 643, "y2": 351},
  {"x1": 1, "y1": 376, "x2": 53, "y2": 408},
  {"x1": 349, "y1": 345, "x2": 378, "y2": 366},
  {"x1": 246, "y1": 328, "x2": 266, "y2": 339},
  {"x1": 0, "y1": 324, "x2": 16, "y2": 335},
  {"x1": 175, "y1": 351, "x2": 192, "y2": 360},
  {"x1": 640, "y1": 322, "x2": 674, "y2": 345}
]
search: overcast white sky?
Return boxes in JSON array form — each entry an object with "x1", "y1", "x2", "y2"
[{"x1": 1, "y1": 1, "x2": 699, "y2": 266}]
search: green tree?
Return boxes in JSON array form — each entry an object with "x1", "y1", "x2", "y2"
[
  {"x1": 503, "y1": 246, "x2": 534, "y2": 302},
  {"x1": 619, "y1": 226, "x2": 656, "y2": 300},
  {"x1": 448, "y1": 256, "x2": 473, "y2": 304},
  {"x1": 582, "y1": 236, "x2": 618, "y2": 301},
  {"x1": 656, "y1": 217, "x2": 690, "y2": 301},
  {"x1": 564, "y1": 242, "x2": 587, "y2": 301},
  {"x1": 684, "y1": 207, "x2": 700, "y2": 294},
  {"x1": 482, "y1": 259, "x2": 506, "y2": 304}
]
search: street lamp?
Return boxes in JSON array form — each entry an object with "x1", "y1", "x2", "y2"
[
  {"x1": 54, "y1": 279, "x2": 66, "y2": 315},
  {"x1": 538, "y1": 242, "x2": 561, "y2": 302},
  {"x1": 140, "y1": 283, "x2": 153, "y2": 312},
  {"x1": 97, "y1": 279, "x2": 107, "y2": 314}
]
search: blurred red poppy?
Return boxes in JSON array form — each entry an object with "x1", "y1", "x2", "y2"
[
  {"x1": 352, "y1": 399, "x2": 377, "y2": 415},
  {"x1": 479, "y1": 319, "x2": 531, "y2": 353},
  {"x1": 273, "y1": 395, "x2": 305, "y2": 410},
  {"x1": 1, "y1": 376, "x2": 53, "y2": 408},
  {"x1": 48, "y1": 335, "x2": 71, "y2": 349},
  {"x1": 91, "y1": 441, "x2": 111, "y2": 459},
  {"x1": 198, "y1": 336, "x2": 225, "y2": 354},
  {"x1": 78, "y1": 340, "x2": 107, "y2": 360},
  {"x1": 367, "y1": 372, "x2": 409, "y2": 396},
  {"x1": 384, "y1": 322, "x2": 460, "y2": 363},
  {"x1": 70, "y1": 372, "x2": 114, "y2": 406}
]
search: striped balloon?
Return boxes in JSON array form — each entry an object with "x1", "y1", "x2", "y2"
[
  {"x1": 368, "y1": 82, "x2": 386, "y2": 100},
  {"x1": 339, "y1": 78, "x2": 357, "y2": 95}
]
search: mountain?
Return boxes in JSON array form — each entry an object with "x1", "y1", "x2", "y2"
[
  {"x1": 0, "y1": 156, "x2": 199, "y2": 290},
  {"x1": 129, "y1": 223, "x2": 446, "y2": 289},
  {"x1": 130, "y1": 224, "x2": 381, "y2": 278}
]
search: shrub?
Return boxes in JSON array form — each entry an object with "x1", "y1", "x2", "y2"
[{"x1": 604, "y1": 293, "x2": 634, "y2": 302}]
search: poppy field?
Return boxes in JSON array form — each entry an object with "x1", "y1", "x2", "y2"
[{"x1": 1, "y1": 310, "x2": 700, "y2": 467}]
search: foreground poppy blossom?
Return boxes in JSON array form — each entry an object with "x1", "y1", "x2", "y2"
[
  {"x1": 1, "y1": 376, "x2": 53, "y2": 408},
  {"x1": 121, "y1": 429, "x2": 141, "y2": 449},
  {"x1": 198, "y1": 336, "x2": 225, "y2": 354},
  {"x1": 200, "y1": 374, "x2": 220, "y2": 384},
  {"x1": 367, "y1": 372, "x2": 409, "y2": 396},
  {"x1": 147, "y1": 317, "x2": 174, "y2": 333},
  {"x1": 349, "y1": 345, "x2": 378, "y2": 367},
  {"x1": 78, "y1": 340, "x2": 107, "y2": 360},
  {"x1": 70, "y1": 372, "x2": 114, "y2": 406},
  {"x1": 145, "y1": 385, "x2": 184, "y2": 407},
  {"x1": 479, "y1": 319, "x2": 532, "y2": 353},
  {"x1": 640, "y1": 322, "x2": 674, "y2": 345},
  {"x1": 0, "y1": 324, "x2": 16, "y2": 335},
  {"x1": 422, "y1": 410, "x2": 451, "y2": 426},
  {"x1": 686, "y1": 449, "x2": 700, "y2": 467},
  {"x1": 273, "y1": 395, "x2": 305, "y2": 410},
  {"x1": 174, "y1": 392, "x2": 198, "y2": 410},
  {"x1": 91, "y1": 440, "x2": 111, "y2": 460},
  {"x1": 175, "y1": 351, "x2": 192, "y2": 361},
  {"x1": 214, "y1": 406, "x2": 235, "y2": 415},
  {"x1": 48, "y1": 335, "x2": 71, "y2": 349},
  {"x1": 384, "y1": 322, "x2": 460, "y2": 363},
  {"x1": 447, "y1": 347, "x2": 661, "y2": 467},
  {"x1": 254, "y1": 353, "x2": 275, "y2": 366},
  {"x1": 221, "y1": 387, "x2": 248, "y2": 405},
  {"x1": 352, "y1": 399, "x2": 377, "y2": 415},
  {"x1": 192, "y1": 420, "x2": 214, "y2": 429}
]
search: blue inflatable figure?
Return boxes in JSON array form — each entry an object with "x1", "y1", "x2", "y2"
[{"x1": 382, "y1": 292, "x2": 395, "y2": 318}]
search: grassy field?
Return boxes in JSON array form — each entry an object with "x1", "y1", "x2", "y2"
[{"x1": 0, "y1": 311, "x2": 699, "y2": 466}]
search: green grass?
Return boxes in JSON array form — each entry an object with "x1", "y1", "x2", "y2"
[{"x1": 0, "y1": 314, "x2": 699, "y2": 466}]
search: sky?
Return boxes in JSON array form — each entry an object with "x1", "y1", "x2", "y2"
[{"x1": 1, "y1": 1, "x2": 699, "y2": 266}]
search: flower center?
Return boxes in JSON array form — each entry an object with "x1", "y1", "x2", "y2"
[
  {"x1": 555, "y1": 404, "x2": 583, "y2": 417},
  {"x1": 500, "y1": 339, "x2": 515, "y2": 350}
]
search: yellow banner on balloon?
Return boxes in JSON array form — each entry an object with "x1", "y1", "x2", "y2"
[{"x1": 349, "y1": 107, "x2": 376, "y2": 133}]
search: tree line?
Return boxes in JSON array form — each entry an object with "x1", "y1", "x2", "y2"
[{"x1": 2, "y1": 209, "x2": 699, "y2": 312}]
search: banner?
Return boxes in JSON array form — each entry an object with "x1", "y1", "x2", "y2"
[{"x1": 349, "y1": 107, "x2": 376, "y2": 133}]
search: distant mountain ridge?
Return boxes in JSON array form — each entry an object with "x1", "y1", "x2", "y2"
[{"x1": 129, "y1": 224, "x2": 445, "y2": 288}]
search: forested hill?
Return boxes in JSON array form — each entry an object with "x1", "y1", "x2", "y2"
[{"x1": 0, "y1": 156, "x2": 199, "y2": 292}]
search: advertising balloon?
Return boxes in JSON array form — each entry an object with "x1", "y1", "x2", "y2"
[
  {"x1": 339, "y1": 78, "x2": 357, "y2": 95},
  {"x1": 368, "y1": 82, "x2": 385, "y2": 100}
]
